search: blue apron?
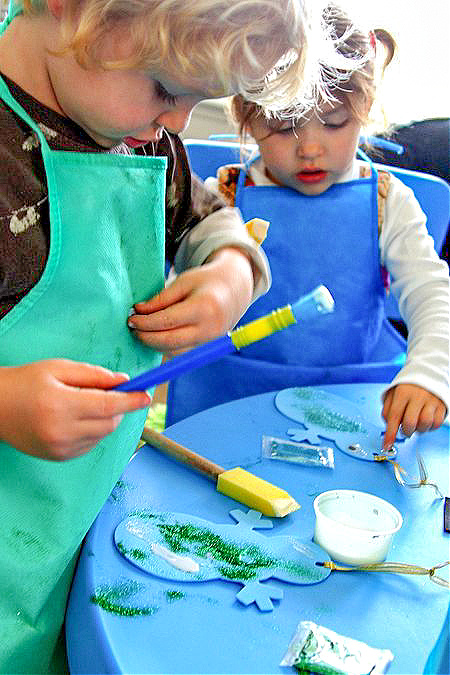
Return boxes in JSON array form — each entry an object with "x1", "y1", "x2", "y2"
[
  {"x1": 167, "y1": 156, "x2": 405, "y2": 426},
  {"x1": 0, "y1": 39, "x2": 166, "y2": 672}
]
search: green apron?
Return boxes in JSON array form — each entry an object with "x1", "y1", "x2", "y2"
[{"x1": 0, "y1": 34, "x2": 166, "y2": 673}]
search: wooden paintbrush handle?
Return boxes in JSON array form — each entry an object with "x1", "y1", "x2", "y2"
[{"x1": 141, "y1": 426, "x2": 224, "y2": 481}]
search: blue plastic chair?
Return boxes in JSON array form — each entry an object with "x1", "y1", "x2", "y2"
[
  {"x1": 183, "y1": 138, "x2": 246, "y2": 180},
  {"x1": 184, "y1": 138, "x2": 450, "y2": 323}
]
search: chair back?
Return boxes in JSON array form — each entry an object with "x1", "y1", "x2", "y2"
[
  {"x1": 184, "y1": 138, "x2": 450, "y2": 322},
  {"x1": 375, "y1": 165, "x2": 450, "y2": 320},
  {"x1": 183, "y1": 138, "x2": 251, "y2": 180}
]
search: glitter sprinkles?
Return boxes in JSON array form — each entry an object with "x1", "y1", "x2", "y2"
[
  {"x1": 116, "y1": 541, "x2": 148, "y2": 561},
  {"x1": 90, "y1": 581, "x2": 158, "y2": 617},
  {"x1": 165, "y1": 590, "x2": 185, "y2": 602},
  {"x1": 292, "y1": 387, "x2": 326, "y2": 401}
]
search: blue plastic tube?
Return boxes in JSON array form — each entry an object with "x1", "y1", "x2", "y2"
[
  {"x1": 114, "y1": 285, "x2": 334, "y2": 392},
  {"x1": 114, "y1": 335, "x2": 233, "y2": 392}
]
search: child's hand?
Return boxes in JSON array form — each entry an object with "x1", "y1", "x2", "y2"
[
  {"x1": 129, "y1": 247, "x2": 255, "y2": 352},
  {"x1": 0, "y1": 359, "x2": 151, "y2": 461},
  {"x1": 382, "y1": 383, "x2": 447, "y2": 450}
]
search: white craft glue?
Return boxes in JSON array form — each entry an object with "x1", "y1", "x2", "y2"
[{"x1": 151, "y1": 542, "x2": 200, "y2": 573}]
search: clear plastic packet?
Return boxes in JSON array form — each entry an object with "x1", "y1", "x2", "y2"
[
  {"x1": 280, "y1": 620, "x2": 394, "y2": 674},
  {"x1": 262, "y1": 436, "x2": 334, "y2": 468}
]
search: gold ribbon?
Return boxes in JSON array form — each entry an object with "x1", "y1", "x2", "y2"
[
  {"x1": 374, "y1": 449, "x2": 443, "y2": 497},
  {"x1": 319, "y1": 560, "x2": 449, "y2": 588}
]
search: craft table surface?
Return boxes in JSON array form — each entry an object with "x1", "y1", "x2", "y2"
[{"x1": 66, "y1": 383, "x2": 449, "y2": 675}]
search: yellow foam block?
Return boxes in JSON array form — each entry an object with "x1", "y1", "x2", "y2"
[{"x1": 216, "y1": 467, "x2": 300, "y2": 518}]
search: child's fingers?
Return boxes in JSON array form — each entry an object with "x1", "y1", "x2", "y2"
[
  {"x1": 69, "y1": 387, "x2": 152, "y2": 419},
  {"x1": 431, "y1": 402, "x2": 447, "y2": 429},
  {"x1": 415, "y1": 400, "x2": 447, "y2": 433},
  {"x1": 134, "y1": 277, "x2": 189, "y2": 314},
  {"x1": 131, "y1": 324, "x2": 201, "y2": 351},
  {"x1": 33, "y1": 389, "x2": 150, "y2": 461},
  {"x1": 398, "y1": 399, "x2": 423, "y2": 437},
  {"x1": 383, "y1": 396, "x2": 446, "y2": 448},
  {"x1": 44, "y1": 415, "x2": 126, "y2": 461},
  {"x1": 382, "y1": 389, "x2": 405, "y2": 449},
  {"x1": 382, "y1": 414, "x2": 402, "y2": 450},
  {"x1": 129, "y1": 299, "x2": 197, "y2": 334},
  {"x1": 52, "y1": 359, "x2": 130, "y2": 388},
  {"x1": 72, "y1": 415, "x2": 125, "y2": 449},
  {"x1": 129, "y1": 293, "x2": 223, "y2": 349}
]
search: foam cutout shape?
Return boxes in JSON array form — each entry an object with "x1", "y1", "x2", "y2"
[
  {"x1": 115, "y1": 509, "x2": 330, "y2": 611},
  {"x1": 275, "y1": 387, "x2": 406, "y2": 461}
]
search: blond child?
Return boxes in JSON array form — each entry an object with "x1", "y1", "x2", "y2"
[
  {"x1": 170, "y1": 2, "x2": 449, "y2": 451},
  {"x1": 0, "y1": 0, "x2": 360, "y2": 670}
]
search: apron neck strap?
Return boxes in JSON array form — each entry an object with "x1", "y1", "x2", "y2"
[
  {"x1": 237, "y1": 151, "x2": 261, "y2": 189},
  {"x1": 0, "y1": 75, "x2": 52, "y2": 150},
  {"x1": 357, "y1": 146, "x2": 378, "y2": 177}
]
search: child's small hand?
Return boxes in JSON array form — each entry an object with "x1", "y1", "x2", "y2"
[
  {"x1": 129, "y1": 247, "x2": 255, "y2": 352},
  {"x1": 382, "y1": 383, "x2": 447, "y2": 450},
  {"x1": 0, "y1": 359, "x2": 151, "y2": 461}
]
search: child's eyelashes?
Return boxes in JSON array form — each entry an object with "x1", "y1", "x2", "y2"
[
  {"x1": 270, "y1": 119, "x2": 349, "y2": 136},
  {"x1": 322, "y1": 119, "x2": 349, "y2": 129},
  {"x1": 319, "y1": 112, "x2": 350, "y2": 129},
  {"x1": 154, "y1": 80, "x2": 179, "y2": 106},
  {"x1": 277, "y1": 126, "x2": 296, "y2": 135}
]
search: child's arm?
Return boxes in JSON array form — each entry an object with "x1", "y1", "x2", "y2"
[
  {"x1": 380, "y1": 174, "x2": 449, "y2": 447},
  {"x1": 0, "y1": 360, "x2": 151, "y2": 460}
]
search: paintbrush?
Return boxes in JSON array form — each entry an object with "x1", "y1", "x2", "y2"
[
  {"x1": 141, "y1": 426, "x2": 300, "y2": 518},
  {"x1": 115, "y1": 285, "x2": 334, "y2": 392}
]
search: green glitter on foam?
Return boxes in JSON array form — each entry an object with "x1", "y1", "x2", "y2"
[
  {"x1": 292, "y1": 388, "x2": 326, "y2": 401},
  {"x1": 116, "y1": 541, "x2": 148, "y2": 561},
  {"x1": 129, "y1": 509, "x2": 160, "y2": 520},
  {"x1": 90, "y1": 581, "x2": 158, "y2": 617},
  {"x1": 303, "y1": 406, "x2": 367, "y2": 434},
  {"x1": 282, "y1": 559, "x2": 324, "y2": 582},
  {"x1": 156, "y1": 521, "x2": 278, "y2": 581},
  {"x1": 110, "y1": 479, "x2": 135, "y2": 503},
  {"x1": 290, "y1": 389, "x2": 367, "y2": 434},
  {"x1": 127, "y1": 513, "x2": 325, "y2": 584},
  {"x1": 165, "y1": 589, "x2": 185, "y2": 602}
]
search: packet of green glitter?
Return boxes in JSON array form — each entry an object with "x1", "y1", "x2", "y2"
[
  {"x1": 262, "y1": 436, "x2": 334, "y2": 468},
  {"x1": 280, "y1": 620, "x2": 393, "y2": 674}
]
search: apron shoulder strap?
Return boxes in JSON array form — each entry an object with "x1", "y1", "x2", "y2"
[
  {"x1": 359, "y1": 162, "x2": 391, "y2": 237},
  {"x1": 376, "y1": 169, "x2": 391, "y2": 236},
  {"x1": 359, "y1": 162, "x2": 392, "y2": 292}
]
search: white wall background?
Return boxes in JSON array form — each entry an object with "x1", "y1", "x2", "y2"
[{"x1": 342, "y1": 0, "x2": 449, "y2": 123}]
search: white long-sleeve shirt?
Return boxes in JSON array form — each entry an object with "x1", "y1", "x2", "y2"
[{"x1": 206, "y1": 157, "x2": 450, "y2": 412}]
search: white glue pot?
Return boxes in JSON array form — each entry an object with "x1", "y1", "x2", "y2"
[{"x1": 313, "y1": 489, "x2": 403, "y2": 565}]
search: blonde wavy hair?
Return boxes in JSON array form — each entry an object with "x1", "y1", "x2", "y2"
[
  {"x1": 231, "y1": 1, "x2": 396, "y2": 136},
  {"x1": 20, "y1": 0, "x2": 364, "y2": 115}
]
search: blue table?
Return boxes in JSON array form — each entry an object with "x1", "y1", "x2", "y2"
[{"x1": 66, "y1": 384, "x2": 449, "y2": 674}]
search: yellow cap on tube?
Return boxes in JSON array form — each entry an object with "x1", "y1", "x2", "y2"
[{"x1": 230, "y1": 305, "x2": 296, "y2": 349}]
